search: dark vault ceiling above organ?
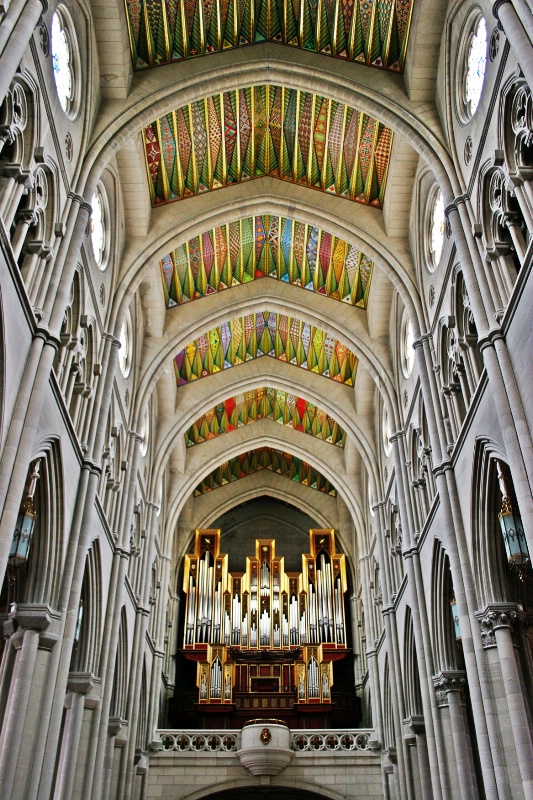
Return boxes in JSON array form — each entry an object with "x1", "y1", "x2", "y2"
[
  {"x1": 173, "y1": 310, "x2": 358, "y2": 387},
  {"x1": 193, "y1": 446, "x2": 337, "y2": 496},
  {"x1": 160, "y1": 214, "x2": 374, "y2": 309},
  {"x1": 125, "y1": 0, "x2": 414, "y2": 71},
  {"x1": 142, "y1": 85, "x2": 393, "y2": 206},
  {"x1": 185, "y1": 387, "x2": 347, "y2": 447}
]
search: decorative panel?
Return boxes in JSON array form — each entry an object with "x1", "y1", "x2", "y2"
[
  {"x1": 160, "y1": 215, "x2": 373, "y2": 309},
  {"x1": 125, "y1": 0, "x2": 414, "y2": 72},
  {"x1": 174, "y1": 310, "x2": 358, "y2": 387},
  {"x1": 143, "y1": 85, "x2": 393, "y2": 207},
  {"x1": 193, "y1": 447, "x2": 337, "y2": 496},
  {"x1": 185, "y1": 387, "x2": 346, "y2": 447}
]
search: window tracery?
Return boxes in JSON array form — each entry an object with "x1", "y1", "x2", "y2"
[
  {"x1": 52, "y1": 11, "x2": 74, "y2": 115},
  {"x1": 464, "y1": 16, "x2": 487, "y2": 118},
  {"x1": 482, "y1": 166, "x2": 527, "y2": 309}
]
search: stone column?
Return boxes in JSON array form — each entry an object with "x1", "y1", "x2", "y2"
[
  {"x1": 0, "y1": 0, "x2": 27, "y2": 56},
  {"x1": 390, "y1": 429, "x2": 449, "y2": 800},
  {"x1": 53, "y1": 673, "x2": 100, "y2": 800},
  {"x1": 477, "y1": 605, "x2": 533, "y2": 800},
  {"x1": 0, "y1": 0, "x2": 47, "y2": 104},
  {"x1": 0, "y1": 604, "x2": 59, "y2": 800},
  {"x1": 432, "y1": 672, "x2": 478, "y2": 800},
  {"x1": 374, "y1": 502, "x2": 414, "y2": 800},
  {"x1": 493, "y1": 2, "x2": 533, "y2": 90},
  {"x1": 413, "y1": 336, "x2": 506, "y2": 800}
]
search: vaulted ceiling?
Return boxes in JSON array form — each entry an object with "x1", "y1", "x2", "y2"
[
  {"x1": 125, "y1": 0, "x2": 414, "y2": 71},
  {"x1": 143, "y1": 86, "x2": 393, "y2": 206},
  {"x1": 111, "y1": 0, "x2": 428, "y2": 529}
]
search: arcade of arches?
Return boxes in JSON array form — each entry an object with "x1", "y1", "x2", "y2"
[{"x1": 0, "y1": 2, "x2": 532, "y2": 800}]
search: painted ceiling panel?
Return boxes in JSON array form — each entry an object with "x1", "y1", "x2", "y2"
[
  {"x1": 174, "y1": 310, "x2": 358, "y2": 386},
  {"x1": 193, "y1": 446, "x2": 337, "y2": 496},
  {"x1": 143, "y1": 85, "x2": 393, "y2": 207},
  {"x1": 125, "y1": 0, "x2": 414, "y2": 72},
  {"x1": 185, "y1": 387, "x2": 346, "y2": 447},
  {"x1": 161, "y1": 215, "x2": 373, "y2": 309}
]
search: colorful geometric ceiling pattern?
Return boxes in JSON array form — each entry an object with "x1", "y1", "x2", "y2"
[
  {"x1": 185, "y1": 387, "x2": 346, "y2": 447},
  {"x1": 193, "y1": 447, "x2": 337, "y2": 496},
  {"x1": 161, "y1": 215, "x2": 373, "y2": 309},
  {"x1": 125, "y1": 0, "x2": 414, "y2": 73},
  {"x1": 175, "y1": 311, "x2": 358, "y2": 387},
  {"x1": 143, "y1": 85, "x2": 393, "y2": 207}
]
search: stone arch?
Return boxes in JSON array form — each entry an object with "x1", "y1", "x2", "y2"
[
  {"x1": 194, "y1": 478, "x2": 334, "y2": 532},
  {"x1": 117, "y1": 186, "x2": 421, "y2": 353},
  {"x1": 24, "y1": 438, "x2": 64, "y2": 609},
  {"x1": 70, "y1": 537, "x2": 102, "y2": 674},
  {"x1": 164, "y1": 428, "x2": 362, "y2": 544},
  {"x1": 403, "y1": 607, "x2": 423, "y2": 720},
  {"x1": 81, "y1": 45, "x2": 457, "y2": 205},
  {"x1": 110, "y1": 607, "x2": 129, "y2": 721},
  {"x1": 431, "y1": 540, "x2": 458, "y2": 672},
  {"x1": 179, "y1": 777, "x2": 351, "y2": 800},
  {"x1": 470, "y1": 437, "x2": 525, "y2": 607}
]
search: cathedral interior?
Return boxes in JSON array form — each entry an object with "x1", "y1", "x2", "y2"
[{"x1": 0, "y1": 1, "x2": 532, "y2": 799}]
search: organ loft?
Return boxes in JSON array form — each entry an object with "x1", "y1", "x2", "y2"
[{"x1": 172, "y1": 529, "x2": 360, "y2": 728}]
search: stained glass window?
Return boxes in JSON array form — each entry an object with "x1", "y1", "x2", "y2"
[
  {"x1": 430, "y1": 191, "x2": 445, "y2": 269},
  {"x1": 52, "y1": 12, "x2": 72, "y2": 114},
  {"x1": 401, "y1": 311, "x2": 415, "y2": 379},
  {"x1": 465, "y1": 17, "x2": 487, "y2": 117},
  {"x1": 90, "y1": 190, "x2": 106, "y2": 268}
]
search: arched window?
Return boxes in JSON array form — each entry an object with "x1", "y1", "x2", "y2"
[
  {"x1": 118, "y1": 309, "x2": 133, "y2": 378},
  {"x1": 400, "y1": 310, "x2": 415, "y2": 379},
  {"x1": 51, "y1": 8, "x2": 79, "y2": 119},
  {"x1": 382, "y1": 405, "x2": 392, "y2": 457},
  {"x1": 90, "y1": 187, "x2": 108, "y2": 269},
  {"x1": 460, "y1": 15, "x2": 487, "y2": 120},
  {"x1": 429, "y1": 190, "x2": 445, "y2": 270}
]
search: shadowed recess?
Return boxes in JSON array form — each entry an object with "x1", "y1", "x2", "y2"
[
  {"x1": 143, "y1": 85, "x2": 393, "y2": 207},
  {"x1": 125, "y1": 0, "x2": 414, "y2": 72},
  {"x1": 160, "y1": 214, "x2": 374, "y2": 308},
  {"x1": 174, "y1": 310, "x2": 358, "y2": 387},
  {"x1": 193, "y1": 446, "x2": 337, "y2": 496},
  {"x1": 185, "y1": 387, "x2": 347, "y2": 447}
]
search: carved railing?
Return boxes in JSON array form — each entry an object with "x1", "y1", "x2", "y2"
[
  {"x1": 158, "y1": 731, "x2": 240, "y2": 752},
  {"x1": 155, "y1": 729, "x2": 376, "y2": 754},
  {"x1": 290, "y1": 730, "x2": 372, "y2": 751}
]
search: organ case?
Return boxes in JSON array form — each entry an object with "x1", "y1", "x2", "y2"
[{"x1": 182, "y1": 528, "x2": 348, "y2": 713}]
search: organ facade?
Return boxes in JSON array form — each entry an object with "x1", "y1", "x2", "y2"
[{"x1": 179, "y1": 529, "x2": 352, "y2": 726}]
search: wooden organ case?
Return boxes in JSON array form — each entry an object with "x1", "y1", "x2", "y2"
[{"x1": 177, "y1": 528, "x2": 356, "y2": 728}]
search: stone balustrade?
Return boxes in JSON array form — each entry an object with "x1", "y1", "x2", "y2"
[{"x1": 155, "y1": 728, "x2": 376, "y2": 754}]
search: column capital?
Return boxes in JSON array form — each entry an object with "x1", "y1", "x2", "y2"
[
  {"x1": 432, "y1": 670, "x2": 466, "y2": 706},
  {"x1": 475, "y1": 603, "x2": 519, "y2": 648}
]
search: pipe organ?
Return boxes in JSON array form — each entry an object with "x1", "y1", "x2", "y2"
[{"x1": 182, "y1": 529, "x2": 348, "y2": 721}]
